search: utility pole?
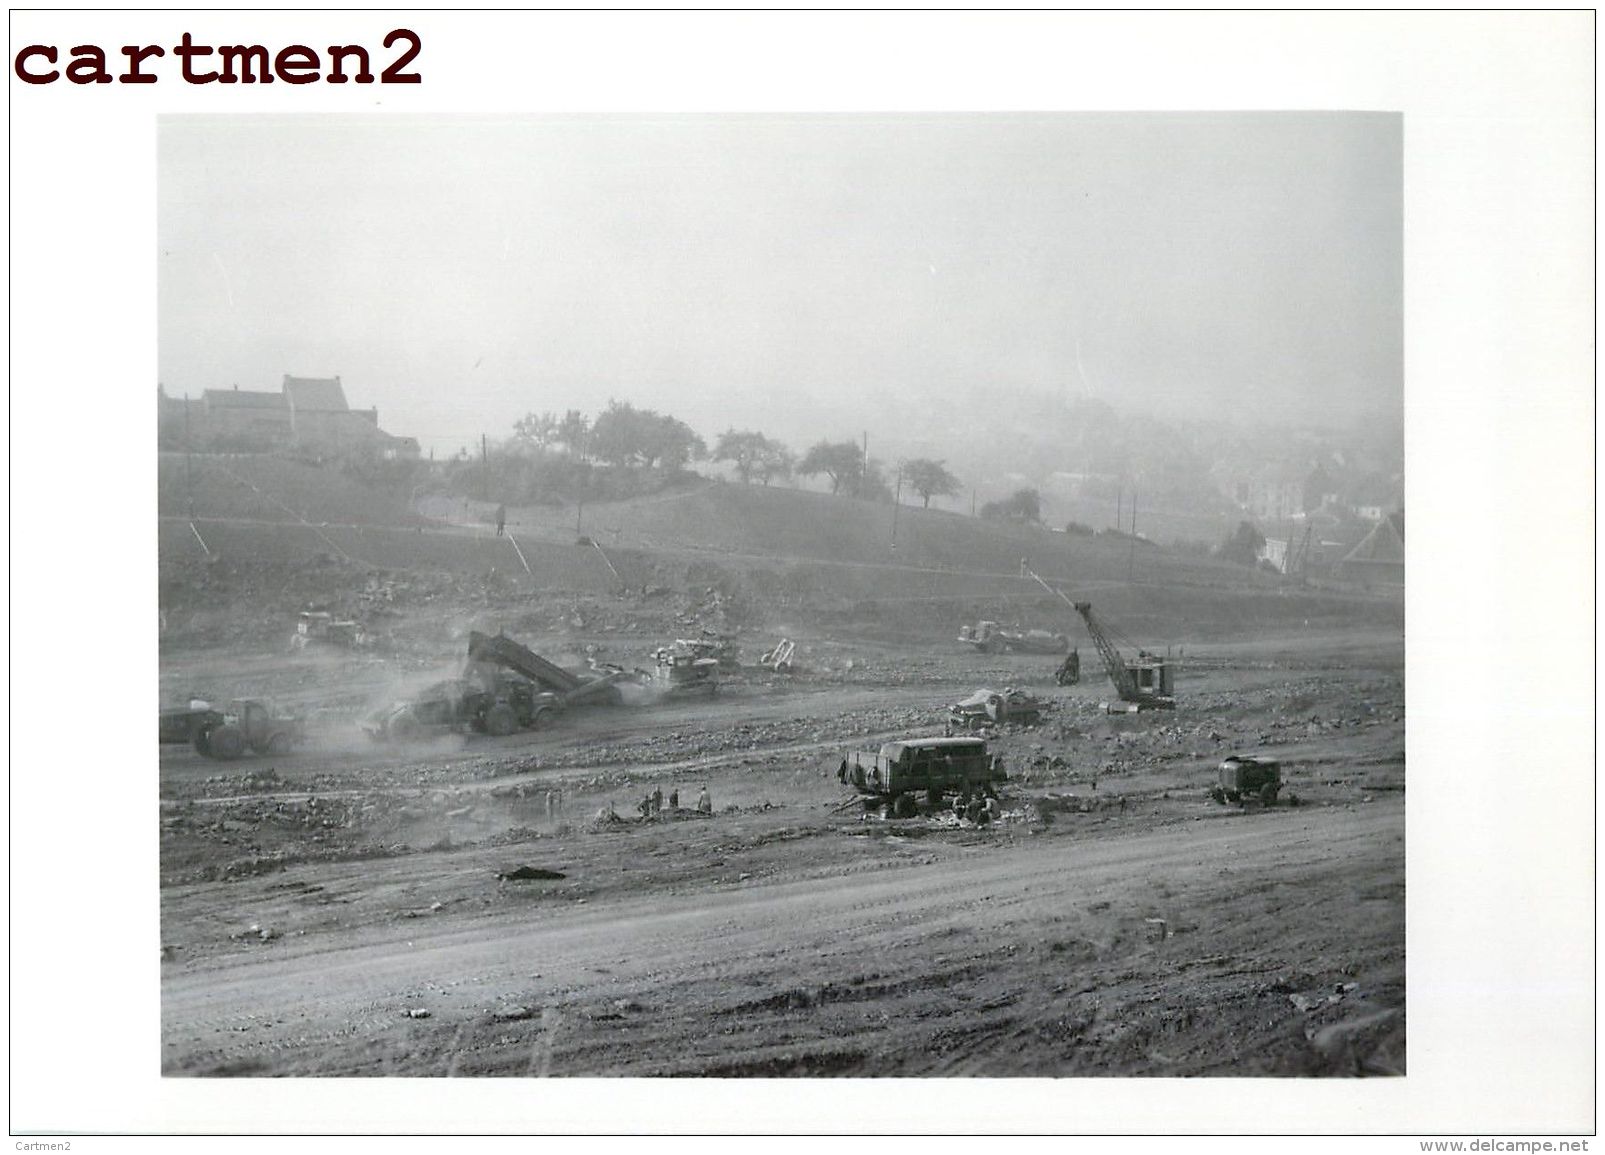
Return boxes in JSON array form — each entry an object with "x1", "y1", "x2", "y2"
[
  {"x1": 970, "y1": 487, "x2": 976, "y2": 517},
  {"x1": 1127, "y1": 488, "x2": 1138, "y2": 583},
  {"x1": 1116, "y1": 485, "x2": 1123, "y2": 533},
  {"x1": 891, "y1": 466, "x2": 902, "y2": 551},
  {"x1": 481, "y1": 433, "x2": 489, "y2": 500},
  {"x1": 182, "y1": 391, "x2": 195, "y2": 521}
]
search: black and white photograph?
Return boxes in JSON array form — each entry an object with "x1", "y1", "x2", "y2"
[
  {"x1": 152, "y1": 108, "x2": 1408, "y2": 1080},
  {"x1": 10, "y1": 9, "x2": 1594, "y2": 1140}
]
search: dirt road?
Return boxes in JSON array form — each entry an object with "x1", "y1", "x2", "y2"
[{"x1": 163, "y1": 794, "x2": 1403, "y2": 1077}]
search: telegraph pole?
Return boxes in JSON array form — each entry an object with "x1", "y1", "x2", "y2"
[
  {"x1": 481, "y1": 433, "x2": 489, "y2": 500},
  {"x1": 182, "y1": 391, "x2": 195, "y2": 521},
  {"x1": 1127, "y1": 488, "x2": 1138, "y2": 583},
  {"x1": 891, "y1": 466, "x2": 902, "y2": 551}
]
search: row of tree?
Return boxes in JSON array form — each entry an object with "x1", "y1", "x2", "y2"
[{"x1": 506, "y1": 404, "x2": 971, "y2": 510}]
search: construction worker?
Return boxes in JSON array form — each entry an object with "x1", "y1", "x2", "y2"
[
  {"x1": 652, "y1": 786, "x2": 663, "y2": 815},
  {"x1": 495, "y1": 504, "x2": 507, "y2": 537},
  {"x1": 668, "y1": 789, "x2": 679, "y2": 810},
  {"x1": 696, "y1": 786, "x2": 711, "y2": 814}
]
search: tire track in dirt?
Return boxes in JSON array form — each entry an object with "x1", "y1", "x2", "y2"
[{"x1": 162, "y1": 802, "x2": 1400, "y2": 1075}]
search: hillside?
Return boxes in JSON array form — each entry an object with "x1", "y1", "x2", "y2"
[
  {"x1": 158, "y1": 453, "x2": 422, "y2": 527},
  {"x1": 507, "y1": 482, "x2": 1267, "y2": 591}
]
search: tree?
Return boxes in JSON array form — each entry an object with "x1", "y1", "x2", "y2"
[
  {"x1": 754, "y1": 442, "x2": 794, "y2": 486},
  {"x1": 980, "y1": 488, "x2": 1042, "y2": 522},
  {"x1": 798, "y1": 440, "x2": 865, "y2": 495},
  {"x1": 900, "y1": 458, "x2": 961, "y2": 508},
  {"x1": 1218, "y1": 520, "x2": 1266, "y2": 566},
  {"x1": 513, "y1": 410, "x2": 560, "y2": 449},
  {"x1": 714, "y1": 429, "x2": 793, "y2": 485},
  {"x1": 589, "y1": 400, "x2": 706, "y2": 470},
  {"x1": 556, "y1": 409, "x2": 591, "y2": 457}
]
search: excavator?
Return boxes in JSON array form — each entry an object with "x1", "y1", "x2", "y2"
[
  {"x1": 1071, "y1": 601, "x2": 1175, "y2": 711},
  {"x1": 1022, "y1": 568, "x2": 1175, "y2": 711}
]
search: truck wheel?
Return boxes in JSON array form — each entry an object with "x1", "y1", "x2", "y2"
[
  {"x1": 891, "y1": 794, "x2": 918, "y2": 819},
  {"x1": 266, "y1": 732, "x2": 296, "y2": 755},
  {"x1": 192, "y1": 728, "x2": 212, "y2": 757},
  {"x1": 484, "y1": 704, "x2": 518, "y2": 736},
  {"x1": 1260, "y1": 783, "x2": 1280, "y2": 806},
  {"x1": 207, "y1": 725, "x2": 244, "y2": 760},
  {"x1": 927, "y1": 788, "x2": 943, "y2": 807}
]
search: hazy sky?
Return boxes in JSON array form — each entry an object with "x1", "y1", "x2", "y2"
[{"x1": 159, "y1": 113, "x2": 1401, "y2": 455}]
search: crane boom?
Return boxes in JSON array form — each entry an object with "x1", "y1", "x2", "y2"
[
  {"x1": 1072, "y1": 601, "x2": 1140, "y2": 702},
  {"x1": 1020, "y1": 568, "x2": 1174, "y2": 708}
]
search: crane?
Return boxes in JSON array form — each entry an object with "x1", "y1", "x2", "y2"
[
  {"x1": 1071, "y1": 601, "x2": 1174, "y2": 710},
  {"x1": 1020, "y1": 568, "x2": 1175, "y2": 711}
]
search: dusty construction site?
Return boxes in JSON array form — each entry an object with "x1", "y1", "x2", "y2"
[{"x1": 158, "y1": 493, "x2": 1405, "y2": 1080}]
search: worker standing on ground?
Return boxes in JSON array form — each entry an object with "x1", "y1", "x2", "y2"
[
  {"x1": 668, "y1": 789, "x2": 679, "y2": 810},
  {"x1": 696, "y1": 786, "x2": 711, "y2": 814},
  {"x1": 652, "y1": 786, "x2": 663, "y2": 815},
  {"x1": 495, "y1": 504, "x2": 507, "y2": 537}
]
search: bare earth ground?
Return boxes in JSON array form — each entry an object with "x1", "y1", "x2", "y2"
[{"x1": 160, "y1": 619, "x2": 1404, "y2": 1078}]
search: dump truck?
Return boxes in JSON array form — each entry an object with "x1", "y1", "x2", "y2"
[
  {"x1": 958, "y1": 621, "x2": 1071, "y2": 655},
  {"x1": 837, "y1": 735, "x2": 1007, "y2": 818},
  {"x1": 367, "y1": 631, "x2": 624, "y2": 742},
  {"x1": 161, "y1": 698, "x2": 305, "y2": 759},
  {"x1": 945, "y1": 687, "x2": 1045, "y2": 732},
  {"x1": 1209, "y1": 754, "x2": 1284, "y2": 806},
  {"x1": 467, "y1": 630, "x2": 625, "y2": 707},
  {"x1": 364, "y1": 676, "x2": 559, "y2": 741}
]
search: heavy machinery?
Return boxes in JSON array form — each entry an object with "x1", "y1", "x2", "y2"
[
  {"x1": 1054, "y1": 648, "x2": 1082, "y2": 686},
  {"x1": 958, "y1": 621, "x2": 1071, "y2": 655},
  {"x1": 1019, "y1": 568, "x2": 1175, "y2": 710},
  {"x1": 365, "y1": 676, "x2": 559, "y2": 741},
  {"x1": 837, "y1": 735, "x2": 1007, "y2": 818},
  {"x1": 672, "y1": 630, "x2": 741, "y2": 669},
  {"x1": 367, "y1": 631, "x2": 626, "y2": 741},
  {"x1": 946, "y1": 687, "x2": 1045, "y2": 732},
  {"x1": 1071, "y1": 601, "x2": 1175, "y2": 711},
  {"x1": 651, "y1": 644, "x2": 720, "y2": 694},
  {"x1": 466, "y1": 630, "x2": 625, "y2": 708},
  {"x1": 759, "y1": 638, "x2": 796, "y2": 672},
  {"x1": 1210, "y1": 754, "x2": 1284, "y2": 806},
  {"x1": 161, "y1": 699, "x2": 305, "y2": 759},
  {"x1": 290, "y1": 610, "x2": 366, "y2": 651}
]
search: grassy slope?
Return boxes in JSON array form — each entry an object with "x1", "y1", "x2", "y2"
[
  {"x1": 518, "y1": 482, "x2": 1264, "y2": 588},
  {"x1": 158, "y1": 454, "x2": 420, "y2": 527},
  {"x1": 157, "y1": 471, "x2": 1401, "y2": 643}
]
